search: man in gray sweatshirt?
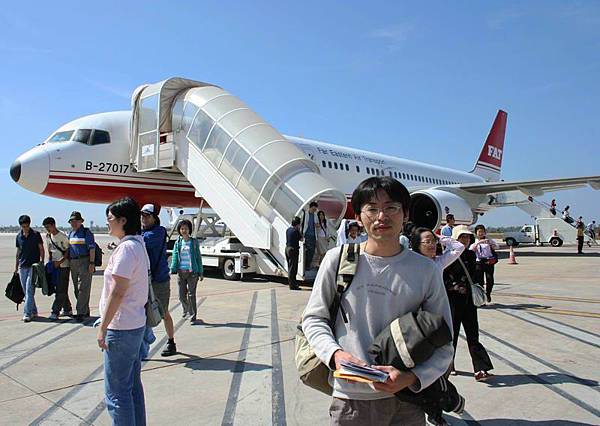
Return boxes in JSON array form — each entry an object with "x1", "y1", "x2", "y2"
[{"x1": 303, "y1": 177, "x2": 453, "y2": 425}]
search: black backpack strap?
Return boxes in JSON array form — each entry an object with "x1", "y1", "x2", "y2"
[
  {"x1": 328, "y1": 243, "x2": 360, "y2": 327},
  {"x1": 49, "y1": 234, "x2": 66, "y2": 255}
]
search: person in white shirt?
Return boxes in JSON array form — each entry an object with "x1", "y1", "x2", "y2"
[
  {"x1": 440, "y1": 214, "x2": 455, "y2": 237},
  {"x1": 469, "y1": 225, "x2": 499, "y2": 303},
  {"x1": 336, "y1": 220, "x2": 367, "y2": 246},
  {"x1": 43, "y1": 217, "x2": 73, "y2": 320},
  {"x1": 316, "y1": 210, "x2": 335, "y2": 266},
  {"x1": 303, "y1": 176, "x2": 452, "y2": 425},
  {"x1": 587, "y1": 220, "x2": 596, "y2": 240}
]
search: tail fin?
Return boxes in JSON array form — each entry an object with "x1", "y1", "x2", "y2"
[{"x1": 470, "y1": 110, "x2": 507, "y2": 182}]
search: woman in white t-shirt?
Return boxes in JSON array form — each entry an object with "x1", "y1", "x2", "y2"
[
  {"x1": 315, "y1": 211, "x2": 334, "y2": 265},
  {"x1": 97, "y1": 198, "x2": 148, "y2": 425}
]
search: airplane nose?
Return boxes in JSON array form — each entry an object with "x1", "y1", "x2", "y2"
[
  {"x1": 11, "y1": 148, "x2": 49, "y2": 194},
  {"x1": 10, "y1": 159, "x2": 21, "y2": 182}
]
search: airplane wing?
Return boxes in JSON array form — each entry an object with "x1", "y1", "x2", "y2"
[{"x1": 453, "y1": 175, "x2": 600, "y2": 197}]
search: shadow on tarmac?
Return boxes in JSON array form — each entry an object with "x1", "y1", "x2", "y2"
[
  {"x1": 192, "y1": 319, "x2": 268, "y2": 329},
  {"x1": 480, "y1": 303, "x2": 551, "y2": 311},
  {"x1": 31, "y1": 315, "x2": 100, "y2": 327},
  {"x1": 147, "y1": 352, "x2": 271, "y2": 373},
  {"x1": 483, "y1": 372, "x2": 599, "y2": 388}
]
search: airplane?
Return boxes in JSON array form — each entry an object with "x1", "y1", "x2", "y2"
[{"x1": 10, "y1": 106, "x2": 600, "y2": 231}]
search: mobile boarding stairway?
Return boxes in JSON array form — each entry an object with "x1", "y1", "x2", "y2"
[
  {"x1": 495, "y1": 195, "x2": 598, "y2": 246},
  {"x1": 128, "y1": 77, "x2": 347, "y2": 280}
]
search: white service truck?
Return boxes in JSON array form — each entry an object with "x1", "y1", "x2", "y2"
[
  {"x1": 503, "y1": 218, "x2": 595, "y2": 247},
  {"x1": 166, "y1": 212, "x2": 261, "y2": 281}
]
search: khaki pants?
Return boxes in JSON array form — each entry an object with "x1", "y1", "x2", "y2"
[
  {"x1": 70, "y1": 257, "x2": 92, "y2": 316},
  {"x1": 329, "y1": 397, "x2": 424, "y2": 426}
]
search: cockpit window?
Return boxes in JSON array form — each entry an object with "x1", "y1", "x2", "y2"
[
  {"x1": 73, "y1": 129, "x2": 92, "y2": 144},
  {"x1": 48, "y1": 130, "x2": 74, "y2": 142},
  {"x1": 91, "y1": 130, "x2": 110, "y2": 145}
]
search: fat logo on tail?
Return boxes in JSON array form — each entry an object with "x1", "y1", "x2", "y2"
[{"x1": 471, "y1": 110, "x2": 507, "y2": 181}]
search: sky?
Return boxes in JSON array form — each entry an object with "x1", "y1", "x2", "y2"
[{"x1": 1, "y1": 1, "x2": 599, "y2": 227}]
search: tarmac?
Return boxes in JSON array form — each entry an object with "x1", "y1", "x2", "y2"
[{"x1": 0, "y1": 233, "x2": 599, "y2": 425}]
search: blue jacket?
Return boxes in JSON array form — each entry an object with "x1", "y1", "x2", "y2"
[
  {"x1": 170, "y1": 237, "x2": 203, "y2": 275},
  {"x1": 142, "y1": 225, "x2": 170, "y2": 283}
]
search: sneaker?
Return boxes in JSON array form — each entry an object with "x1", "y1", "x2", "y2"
[
  {"x1": 49, "y1": 313, "x2": 59, "y2": 321},
  {"x1": 427, "y1": 414, "x2": 449, "y2": 426},
  {"x1": 62, "y1": 310, "x2": 73, "y2": 317},
  {"x1": 161, "y1": 341, "x2": 177, "y2": 357},
  {"x1": 475, "y1": 370, "x2": 493, "y2": 381},
  {"x1": 23, "y1": 316, "x2": 32, "y2": 323},
  {"x1": 182, "y1": 312, "x2": 189, "y2": 319},
  {"x1": 189, "y1": 315, "x2": 197, "y2": 324},
  {"x1": 486, "y1": 294, "x2": 492, "y2": 303}
]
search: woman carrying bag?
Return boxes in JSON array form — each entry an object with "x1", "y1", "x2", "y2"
[
  {"x1": 170, "y1": 219, "x2": 203, "y2": 323},
  {"x1": 443, "y1": 225, "x2": 494, "y2": 382},
  {"x1": 97, "y1": 198, "x2": 147, "y2": 425}
]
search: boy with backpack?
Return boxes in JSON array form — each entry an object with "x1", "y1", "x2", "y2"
[
  {"x1": 302, "y1": 177, "x2": 453, "y2": 425},
  {"x1": 43, "y1": 217, "x2": 73, "y2": 320}
]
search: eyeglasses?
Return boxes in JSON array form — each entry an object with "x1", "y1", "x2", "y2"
[
  {"x1": 420, "y1": 239, "x2": 437, "y2": 246},
  {"x1": 361, "y1": 204, "x2": 403, "y2": 219}
]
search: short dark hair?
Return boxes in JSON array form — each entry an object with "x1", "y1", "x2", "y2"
[
  {"x1": 347, "y1": 222, "x2": 360, "y2": 231},
  {"x1": 474, "y1": 224, "x2": 486, "y2": 233},
  {"x1": 106, "y1": 198, "x2": 141, "y2": 236},
  {"x1": 177, "y1": 219, "x2": 193, "y2": 234},
  {"x1": 446, "y1": 214, "x2": 455, "y2": 221},
  {"x1": 351, "y1": 177, "x2": 410, "y2": 216},
  {"x1": 18, "y1": 215, "x2": 31, "y2": 225},
  {"x1": 410, "y1": 227, "x2": 436, "y2": 255},
  {"x1": 291, "y1": 216, "x2": 301, "y2": 227},
  {"x1": 309, "y1": 201, "x2": 318, "y2": 208},
  {"x1": 42, "y1": 217, "x2": 56, "y2": 226}
]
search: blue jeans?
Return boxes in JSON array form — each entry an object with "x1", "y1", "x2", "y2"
[
  {"x1": 104, "y1": 326, "x2": 146, "y2": 425},
  {"x1": 18, "y1": 267, "x2": 37, "y2": 317},
  {"x1": 139, "y1": 326, "x2": 156, "y2": 360}
]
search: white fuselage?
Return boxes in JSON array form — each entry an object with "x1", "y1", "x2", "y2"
[{"x1": 11, "y1": 110, "x2": 486, "y2": 220}]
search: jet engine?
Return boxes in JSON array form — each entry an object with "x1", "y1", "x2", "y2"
[{"x1": 409, "y1": 189, "x2": 477, "y2": 230}]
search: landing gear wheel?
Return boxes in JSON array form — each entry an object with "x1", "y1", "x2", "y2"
[{"x1": 222, "y1": 258, "x2": 241, "y2": 281}]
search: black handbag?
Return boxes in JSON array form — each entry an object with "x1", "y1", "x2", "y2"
[{"x1": 5, "y1": 273, "x2": 25, "y2": 310}]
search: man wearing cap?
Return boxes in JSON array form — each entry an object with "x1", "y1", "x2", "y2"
[
  {"x1": 68, "y1": 211, "x2": 95, "y2": 322},
  {"x1": 141, "y1": 203, "x2": 177, "y2": 357}
]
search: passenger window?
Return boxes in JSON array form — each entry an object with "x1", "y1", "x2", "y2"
[
  {"x1": 334, "y1": 163, "x2": 338, "y2": 170},
  {"x1": 322, "y1": 160, "x2": 326, "y2": 168},
  {"x1": 91, "y1": 130, "x2": 110, "y2": 145},
  {"x1": 345, "y1": 164, "x2": 349, "y2": 171},
  {"x1": 73, "y1": 129, "x2": 92, "y2": 144},
  {"x1": 328, "y1": 161, "x2": 332, "y2": 168},
  {"x1": 356, "y1": 165, "x2": 360, "y2": 173}
]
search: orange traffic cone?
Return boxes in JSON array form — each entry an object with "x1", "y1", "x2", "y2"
[{"x1": 508, "y1": 246, "x2": 518, "y2": 265}]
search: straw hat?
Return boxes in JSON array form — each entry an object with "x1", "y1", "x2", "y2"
[{"x1": 451, "y1": 224, "x2": 473, "y2": 240}]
